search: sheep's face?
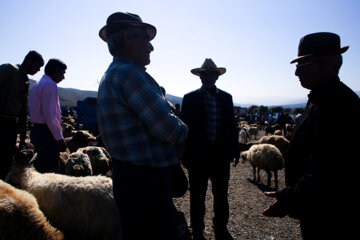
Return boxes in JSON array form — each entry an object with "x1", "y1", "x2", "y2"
[
  {"x1": 15, "y1": 149, "x2": 35, "y2": 164},
  {"x1": 240, "y1": 151, "x2": 248, "y2": 164},
  {"x1": 70, "y1": 165, "x2": 87, "y2": 177},
  {"x1": 5, "y1": 149, "x2": 34, "y2": 188}
]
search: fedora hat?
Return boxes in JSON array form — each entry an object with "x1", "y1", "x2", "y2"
[
  {"x1": 290, "y1": 32, "x2": 349, "y2": 64},
  {"x1": 191, "y1": 58, "x2": 226, "y2": 76},
  {"x1": 99, "y1": 12, "x2": 156, "y2": 42}
]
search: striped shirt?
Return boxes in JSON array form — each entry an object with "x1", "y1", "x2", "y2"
[{"x1": 97, "y1": 57, "x2": 188, "y2": 167}]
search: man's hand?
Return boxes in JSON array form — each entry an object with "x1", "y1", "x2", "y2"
[
  {"x1": 57, "y1": 139, "x2": 67, "y2": 152},
  {"x1": 262, "y1": 191, "x2": 287, "y2": 218}
]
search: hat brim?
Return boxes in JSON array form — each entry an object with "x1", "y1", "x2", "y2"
[
  {"x1": 99, "y1": 22, "x2": 156, "y2": 42},
  {"x1": 191, "y1": 68, "x2": 226, "y2": 76},
  {"x1": 290, "y1": 46, "x2": 349, "y2": 64}
]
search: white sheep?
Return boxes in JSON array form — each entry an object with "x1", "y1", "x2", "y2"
[
  {"x1": 239, "y1": 128, "x2": 250, "y2": 142},
  {"x1": 248, "y1": 126, "x2": 258, "y2": 140},
  {"x1": 0, "y1": 179, "x2": 64, "y2": 240},
  {"x1": 241, "y1": 143, "x2": 284, "y2": 190},
  {"x1": 7, "y1": 149, "x2": 122, "y2": 240}
]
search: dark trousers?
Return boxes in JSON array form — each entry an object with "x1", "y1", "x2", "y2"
[
  {"x1": 0, "y1": 119, "x2": 17, "y2": 180},
  {"x1": 30, "y1": 124, "x2": 59, "y2": 173},
  {"x1": 112, "y1": 160, "x2": 176, "y2": 240},
  {"x1": 188, "y1": 146, "x2": 230, "y2": 234}
]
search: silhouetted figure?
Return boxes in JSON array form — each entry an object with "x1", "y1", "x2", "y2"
[
  {"x1": 29, "y1": 59, "x2": 68, "y2": 173},
  {"x1": 181, "y1": 58, "x2": 239, "y2": 240},
  {"x1": 97, "y1": 12, "x2": 188, "y2": 240},
  {"x1": 0, "y1": 50, "x2": 44, "y2": 179},
  {"x1": 263, "y1": 32, "x2": 360, "y2": 240}
]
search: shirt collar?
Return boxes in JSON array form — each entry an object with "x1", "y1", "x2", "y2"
[
  {"x1": 41, "y1": 74, "x2": 57, "y2": 84},
  {"x1": 113, "y1": 56, "x2": 146, "y2": 71},
  {"x1": 200, "y1": 86, "x2": 219, "y2": 96}
]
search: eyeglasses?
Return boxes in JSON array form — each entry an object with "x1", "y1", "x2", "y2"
[{"x1": 296, "y1": 62, "x2": 313, "y2": 69}]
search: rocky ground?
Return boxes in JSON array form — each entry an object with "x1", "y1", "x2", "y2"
[{"x1": 173, "y1": 131, "x2": 302, "y2": 240}]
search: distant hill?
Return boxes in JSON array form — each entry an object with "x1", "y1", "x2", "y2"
[
  {"x1": 29, "y1": 79, "x2": 97, "y2": 106},
  {"x1": 58, "y1": 88, "x2": 97, "y2": 106},
  {"x1": 30, "y1": 80, "x2": 360, "y2": 108}
]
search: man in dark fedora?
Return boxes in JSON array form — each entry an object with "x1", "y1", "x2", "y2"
[
  {"x1": 181, "y1": 58, "x2": 239, "y2": 240},
  {"x1": 263, "y1": 32, "x2": 360, "y2": 239},
  {"x1": 97, "y1": 12, "x2": 188, "y2": 240}
]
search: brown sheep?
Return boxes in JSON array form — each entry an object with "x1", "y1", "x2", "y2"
[
  {"x1": 0, "y1": 179, "x2": 64, "y2": 240},
  {"x1": 65, "y1": 130, "x2": 96, "y2": 153},
  {"x1": 65, "y1": 151, "x2": 93, "y2": 176},
  {"x1": 258, "y1": 135, "x2": 290, "y2": 160},
  {"x1": 77, "y1": 146, "x2": 111, "y2": 176}
]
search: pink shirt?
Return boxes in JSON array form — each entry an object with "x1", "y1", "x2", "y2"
[{"x1": 29, "y1": 74, "x2": 63, "y2": 140}]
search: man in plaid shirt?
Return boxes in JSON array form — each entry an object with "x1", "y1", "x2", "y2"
[
  {"x1": 181, "y1": 59, "x2": 240, "y2": 240},
  {"x1": 97, "y1": 12, "x2": 188, "y2": 240}
]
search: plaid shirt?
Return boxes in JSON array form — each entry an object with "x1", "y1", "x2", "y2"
[
  {"x1": 201, "y1": 87, "x2": 222, "y2": 144},
  {"x1": 97, "y1": 57, "x2": 188, "y2": 167}
]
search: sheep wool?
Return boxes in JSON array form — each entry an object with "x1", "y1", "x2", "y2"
[
  {"x1": 0, "y1": 180, "x2": 64, "y2": 240},
  {"x1": 241, "y1": 143, "x2": 284, "y2": 189},
  {"x1": 7, "y1": 162, "x2": 122, "y2": 240},
  {"x1": 258, "y1": 135, "x2": 290, "y2": 159}
]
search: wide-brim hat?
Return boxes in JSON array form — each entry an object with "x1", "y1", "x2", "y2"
[
  {"x1": 290, "y1": 32, "x2": 349, "y2": 64},
  {"x1": 191, "y1": 58, "x2": 226, "y2": 76},
  {"x1": 99, "y1": 12, "x2": 157, "y2": 42}
]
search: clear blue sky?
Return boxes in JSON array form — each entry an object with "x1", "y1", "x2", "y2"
[{"x1": 1, "y1": 0, "x2": 359, "y2": 105}]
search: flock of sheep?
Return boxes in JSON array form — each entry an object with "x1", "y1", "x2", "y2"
[
  {"x1": 1, "y1": 117, "x2": 120, "y2": 240},
  {"x1": 0, "y1": 116, "x2": 292, "y2": 239}
]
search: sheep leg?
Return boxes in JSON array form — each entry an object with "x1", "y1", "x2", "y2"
[
  {"x1": 252, "y1": 166, "x2": 256, "y2": 182},
  {"x1": 274, "y1": 171, "x2": 278, "y2": 190},
  {"x1": 257, "y1": 168, "x2": 261, "y2": 182},
  {"x1": 266, "y1": 169, "x2": 272, "y2": 187}
]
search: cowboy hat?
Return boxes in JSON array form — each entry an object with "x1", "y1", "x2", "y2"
[
  {"x1": 99, "y1": 12, "x2": 156, "y2": 42},
  {"x1": 290, "y1": 32, "x2": 349, "y2": 64},
  {"x1": 191, "y1": 58, "x2": 226, "y2": 76}
]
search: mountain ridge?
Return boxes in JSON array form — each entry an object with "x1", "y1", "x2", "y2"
[{"x1": 29, "y1": 80, "x2": 360, "y2": 108}]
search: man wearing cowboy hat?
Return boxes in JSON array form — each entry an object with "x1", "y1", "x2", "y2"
[
  {"x1": 97, "y1": 12, "x2": 188, "y2": 240},
  {"x1": 181, "y1": 58, "x2": 240, "y2": 240},
  {"x1": 263, "y1": 32, "x2": 360, "y2": 239}
]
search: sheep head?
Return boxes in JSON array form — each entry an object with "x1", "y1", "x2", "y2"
[
  {"x1": 240, "y1": 151, "x2": 249, "y2": 164},
  {"x1": 5, "y1": 149, "x2": 35, "y2": 188}
]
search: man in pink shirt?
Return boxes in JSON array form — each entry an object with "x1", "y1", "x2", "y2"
[{"x1": 29, "y1": 58, "x2": 67, "y2": 173}]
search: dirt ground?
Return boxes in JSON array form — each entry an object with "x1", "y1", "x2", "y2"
[{"x1": 173, "y1": 130, "x2": 302, "y2": 240}]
